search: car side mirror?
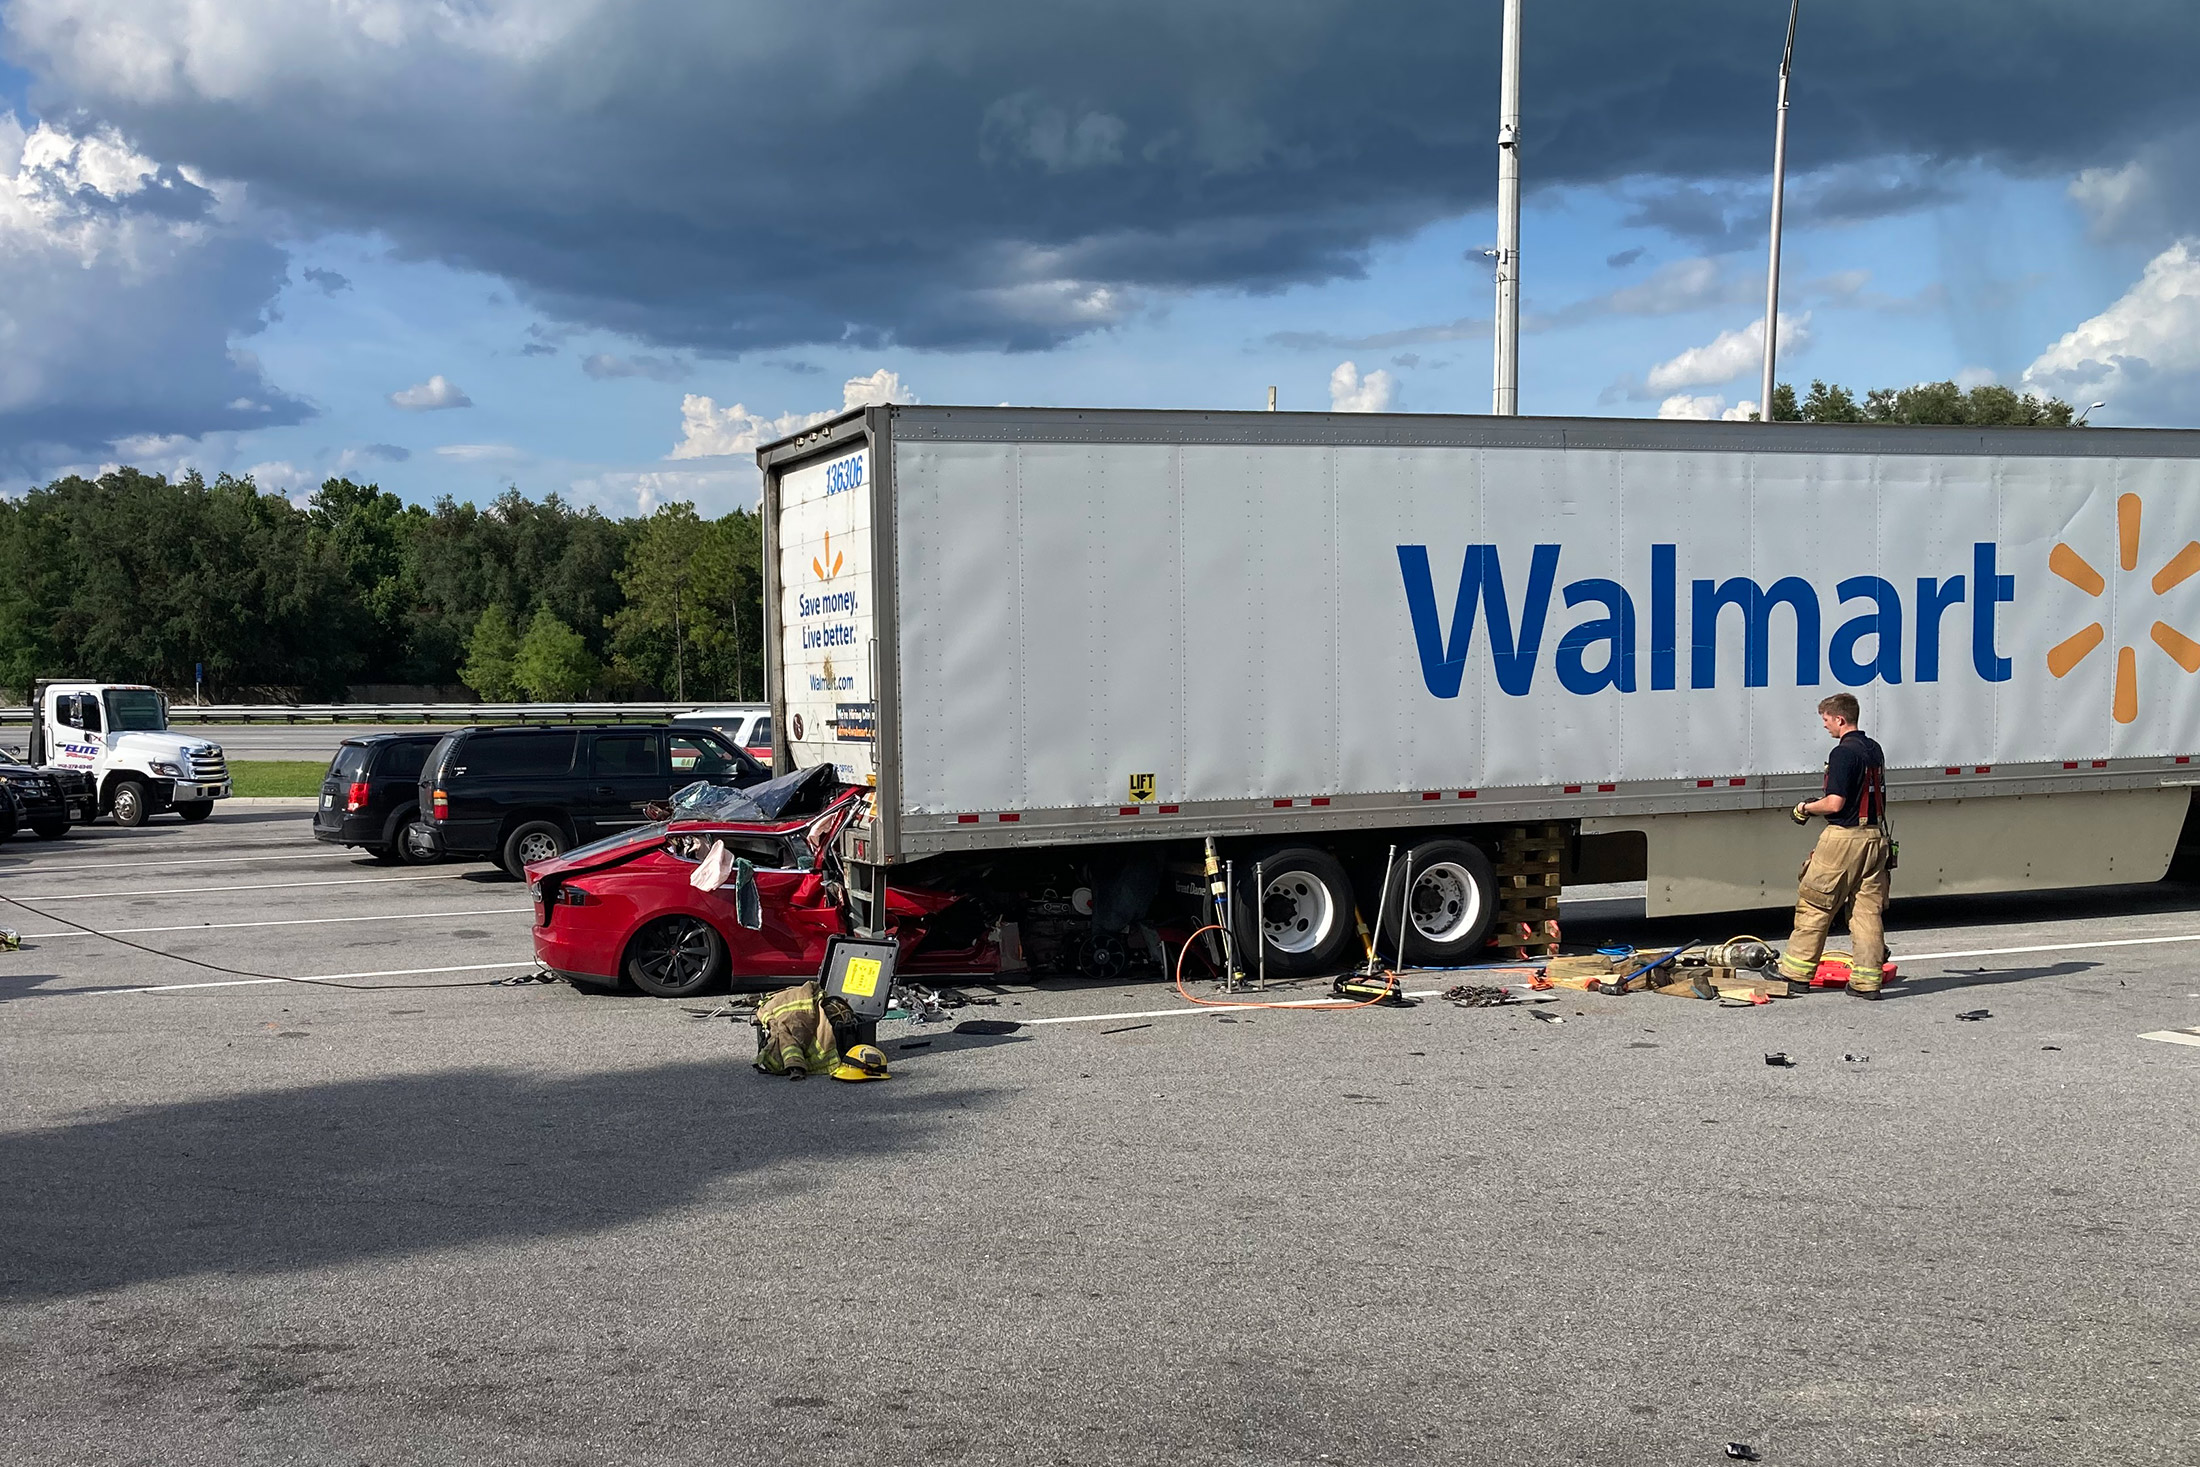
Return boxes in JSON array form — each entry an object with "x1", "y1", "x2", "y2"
[{"x1": 734, "y1": 857, "x2": 763, "y2": 930}]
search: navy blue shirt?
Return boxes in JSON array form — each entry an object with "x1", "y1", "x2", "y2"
[{"x1": 1823, "y1": 730, "x2": 1886, "y2": 828}]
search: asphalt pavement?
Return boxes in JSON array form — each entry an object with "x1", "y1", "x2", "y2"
[{"x1": 1, "y1": 810, "x2": 2195, "y2": 1465}]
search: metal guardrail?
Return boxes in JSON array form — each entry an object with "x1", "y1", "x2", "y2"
[{"x1": 0, "y1": 701, "x2": 746, "y2": 726}]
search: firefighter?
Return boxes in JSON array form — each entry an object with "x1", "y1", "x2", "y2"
[{"x1": 1777, "y1": 693, "x2": 1893, "y2": 997}]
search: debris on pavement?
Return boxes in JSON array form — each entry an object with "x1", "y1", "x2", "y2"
[
  {"x1": 955, "y1": 1018, "x2": 1022, "y2": 1036},
  {"x1": 1764, "y1": 1052, "x2": 1796, "y2": 1068},
  {"x1": 1100, "y1": 1022, "x2": 1151, "y2": 1035},
  {"x1": 1442, "y1": 983, "x2": 1515, "y2": 1007},
  {"x1": 1957, "y1": 1009, "x2": 1993, "y2": 1022},
  {"x1": 1528, "y1": 1010, "x2": 1563, "y2": 1024},
  {"x1": 0, "y1": 927, "x2": 19, "y2": 952},
  {"x1": 1725, "y1": 1446, "x2": 1762, "y2": 1462}
]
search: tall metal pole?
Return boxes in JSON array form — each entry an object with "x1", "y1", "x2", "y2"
[
  {"x1": 1759, "y1": 0, "x2": 1800, "y2": 422},
  {"x1": 1492, "y1": 0, "x2": 1522, "y2": 416}
]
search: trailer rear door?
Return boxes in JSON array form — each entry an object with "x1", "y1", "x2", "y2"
[{"x1": 777, "y1": 441, "x2": 880, "y2": 788}]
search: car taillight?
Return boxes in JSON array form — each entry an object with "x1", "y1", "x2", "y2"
[
  {"x1": 346, "y1": 780, "x2": 370, "y2": 812},
  {"x1": 432, "y1": 788, "x2": 447, "y2": 820}
]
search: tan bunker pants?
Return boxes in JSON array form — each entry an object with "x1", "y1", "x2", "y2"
[{"x1": 1778, "y1": 824, "x2": 1892, "y2": 988}]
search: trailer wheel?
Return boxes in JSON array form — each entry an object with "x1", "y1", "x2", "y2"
[
  {"x1": 110, "y1": 779, "x2": 149, "y2": 828},
  {"x1": 1381, "y1": 840, "x2": 1498, "y2": 967},
  {"x1": 1233, "y1": 846, "x2": 1357, "y2": 979},
  {"x1": 625, "y1": 916, "x2": 726, "y2": 998}
]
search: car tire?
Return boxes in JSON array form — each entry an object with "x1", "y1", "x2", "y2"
[
  {"x1": 175, "y1": 801, "x2": 213, "y2": 822},
  {"x1": 625, "y1": 916, "x2": 727, "y2": 998},
  {"x1": 0, "y1": 805, "x2": 15, "y2": 840},
  {"x1": 394, "y1": 815, "x2": 440, "y2": 866},
  {"x1": 110, "y1": 779, "x2": 149, "y2": 828},
  {"x1": 1379, "y1": 839, "x2": 1498, "y2": 967},
  {"x1": 502, "y1": 820, "x2": 568, "y2": 878},
  {"x1": 1232, "y1": 845, "x2": 1359, "y2": 980},
  {"x1": 31, "y1": 819, "x2": 70, "y2": 839}
]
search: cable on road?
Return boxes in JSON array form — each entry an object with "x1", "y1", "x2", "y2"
[{"x1": 0, "y1": 890, "x2": 549, "y2": 992}]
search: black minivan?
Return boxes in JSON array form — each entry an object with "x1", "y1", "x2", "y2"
[
  {"x1": 313, "y1": 732, "x2": 446, "y2": 863},
  {"x1": 421, "y1": 723, "x2": 769, "y2": 877}
]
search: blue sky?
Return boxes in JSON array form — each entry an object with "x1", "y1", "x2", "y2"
[{"x1": 3, "y1": 1, "x2": 2196, "y2": 515}]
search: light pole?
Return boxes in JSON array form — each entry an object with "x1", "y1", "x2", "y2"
[
  {"x1": 1492, "y1": 0, "x2": 1522, "y2": 416},
  {"x1": 2076, "y1": 400, "x2": 2107, "y2": 426},
  {"x1": 1759, "y1": 0, "x2": 1800, "y2": 422}
]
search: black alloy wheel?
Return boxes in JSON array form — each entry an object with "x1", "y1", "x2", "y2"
[{"x1": 625, "y1": 916, "x2": 727, "y2": 998}]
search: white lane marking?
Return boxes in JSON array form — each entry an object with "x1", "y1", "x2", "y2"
[
  {"x1": 0, "y1": 849, "x2": 369, "y2": 874},
  {"x1": 14, "y1": 906, "x2": 530, "y2": 940},
  {"x1": 85, "y1": 961, "x2": 538, "y2": 995},
  {"x1": 1901, "y1": 933, "x2": 2200, "y2": 962},
  {"x1": 2139, "y1": 1029, "x2": 2200, "y2": 1048},
  {"x1": 11, "y1": 872, "x2": 472, "y2": 902}
]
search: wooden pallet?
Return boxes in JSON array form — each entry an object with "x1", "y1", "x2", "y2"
[{"x1": 1491, "y1": 822, "x2": 1567, "y2": 957}]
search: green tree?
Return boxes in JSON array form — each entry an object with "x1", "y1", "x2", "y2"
[
  {"x1": 307, "y1": 478, "x2": 431, "y2": 681},
  {"x1": 511, "y1": 606, "x2": 598, "y2": 700},
  {"x1": 1758, "y1": 378, "x2": 2078, "y2": 426},
  {"x1": 459, "y1": 604, "x2": 521, "y2": 700},
  {"x1": 607, "y1": 503, "x2": 766, "y2": 701},
  {"x1": 609, "y1": 503, "x2": 716, "y2": 701}
]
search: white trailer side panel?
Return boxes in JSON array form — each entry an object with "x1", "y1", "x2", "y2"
[{"x1": 889, "y1": 436, "x2": 2200, "y2": 816}]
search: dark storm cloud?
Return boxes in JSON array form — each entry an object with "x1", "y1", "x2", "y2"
[
  {"x1": 3, "y1": 0, "x2": 2191, "y2": 357},
  {"x1": 300, "y1": 266, "x2": 351, "y2": 294}
]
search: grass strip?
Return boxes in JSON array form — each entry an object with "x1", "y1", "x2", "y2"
[{"x1": 227, "y1": 760, "x2": 329, "y2": 798}]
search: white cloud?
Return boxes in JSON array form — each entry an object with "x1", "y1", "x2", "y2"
[
  {"x1": 1655, "y1": 394, "x2": 1761, "y2": 422},
  {"x1": 841, "y1": 368, "x2": 917, "y2": 409},
  {"x1": 1329, "y1": 361, "x2": 1396, "y2": 412},
  {"x1": 0, "y1": 113, "x2": 303, "y2": 466},
  {"x1": 388, "y1": 374, "x2": 472, "y2": 410},
  {"x1": 433, "y1": 442, "x2": 523, "y2": 462},
  {"x1": 2023, "y1": 240, "x2": 2200, "y2": 421},
  {"x1": 1645, "y1": 313, "x2": 1810, "y2": 392},
  {"x1": 669, "y1": 368, "x2": 919, "y2": 460},
  {"x1": 1954, "y1": 365, "x2": 1997, "y2": 390},
  {"x1": 570, "y1": 466, "x2": 759, "y2": 517}
]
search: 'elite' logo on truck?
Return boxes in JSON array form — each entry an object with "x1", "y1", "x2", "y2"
[
  {"x1": 2049, "y1": 493, "x2": 2200, "y2": 724},
  {"x1": 1398, "y1": 542, "x2": 2014, "y2": 697}
]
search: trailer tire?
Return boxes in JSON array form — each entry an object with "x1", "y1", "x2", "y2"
[
  {"x1": 175, "y1": 801, "x2": 213, "y2": 822},
  {"x1": 110, "y1": 779, "x2": 149, "y2": 828},
  {"x1": 1380, "y1": 840, "x2": 1498, "y2": 967},
  {"x1": 31, "y1": 819, "x2": 70, "y2": 839},
  {"x1": 1234, "y1": 846, "x2": 1358, "y2": 980}
]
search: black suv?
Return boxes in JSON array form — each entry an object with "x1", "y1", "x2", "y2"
[
  {"x1": 421, "y1": 724, "x2": 769, "y2": 877},
  {"x1": 313, "y1": 732, "x2": 446, "y2": 863},
  {"x1": 0, "y1": 761, "x2": 74, "y2": 840}
]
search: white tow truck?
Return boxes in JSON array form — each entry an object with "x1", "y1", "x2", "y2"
[{"x1": 26, "y1": 681, "x2": 232, "y2": 826}]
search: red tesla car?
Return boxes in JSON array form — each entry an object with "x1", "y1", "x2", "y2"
[{"x1": 527, "y1": 767, "x2": 997, "y2": 997}]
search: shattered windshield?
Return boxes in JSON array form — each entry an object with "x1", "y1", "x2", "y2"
[{"x1": 669, "y1": 764, "x2": 842, "y2": 824}]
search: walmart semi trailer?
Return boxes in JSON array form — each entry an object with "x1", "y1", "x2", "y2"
[{"x1": 759, "y1": 407, "x2": 2200, "y2": 976}]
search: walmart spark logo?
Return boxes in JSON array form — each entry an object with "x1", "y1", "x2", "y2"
[
  {"x1": 812, "y1": 530, "x2": 843, "y2": 581},
  {"x1": 2048, "y1": 493, "x2": 2200, "y2": 724}
]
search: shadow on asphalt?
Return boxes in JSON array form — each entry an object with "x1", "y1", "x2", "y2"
[
  {"x1": 0, "y1": 1063, "x2": 997, "y2": 1304},
  {"x1": 1876, "y1": 960, "x2": 2099, "y2": 999}
]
